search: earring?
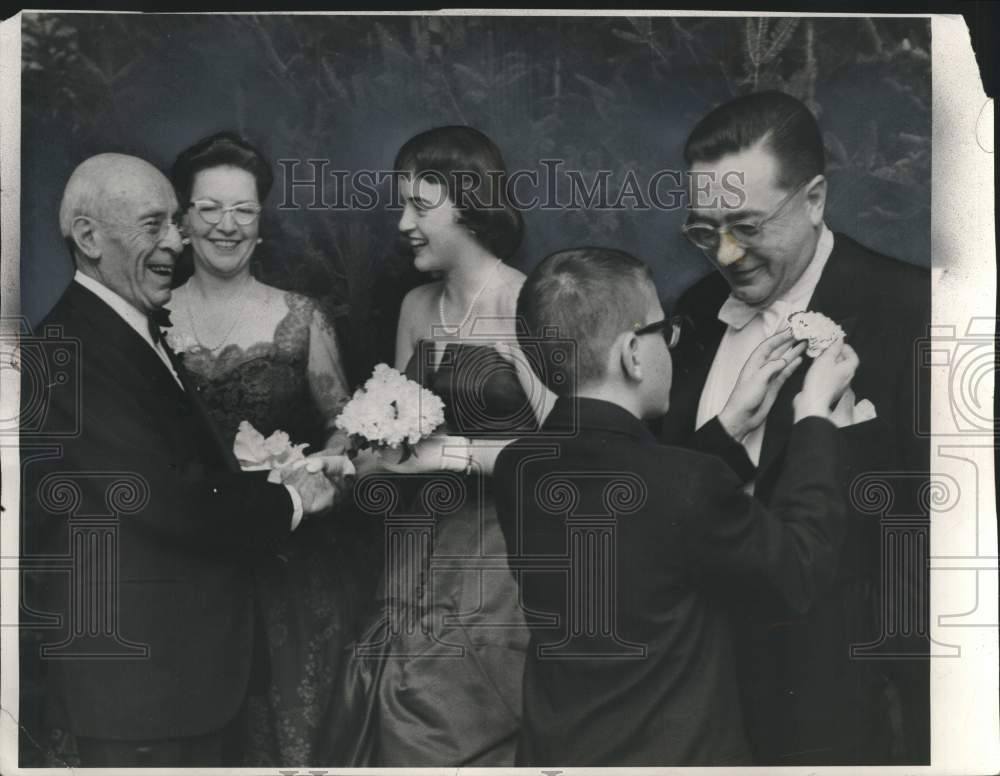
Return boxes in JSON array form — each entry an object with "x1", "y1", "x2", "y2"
[{"x1": 256, "y1": 238, "x2": 263, "y2": 245}]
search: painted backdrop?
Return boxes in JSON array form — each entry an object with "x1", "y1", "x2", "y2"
[{"x1": 21, "y1": 13, "x2": 931, "y2": 384}]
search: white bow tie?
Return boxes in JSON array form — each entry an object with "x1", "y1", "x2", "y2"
[{"x1": 718, "y1": 296, "x2": 793, "y2": 335}]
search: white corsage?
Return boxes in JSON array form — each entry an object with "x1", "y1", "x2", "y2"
[
  {"x1": 334, "y1": 363, "x2": 446, "y2": 460},
  {"x1": 164, "y1": 329, "x2": 201, "y2": 356},
  {"x1": 788, "y1": 311, "x2": 846, "y2": 358},
  {"x1": 233, "y1": 421, "x2": 310, "y2": 483}
]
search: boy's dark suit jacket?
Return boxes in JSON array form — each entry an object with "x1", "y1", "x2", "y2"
[
  {"x1": 495, "y1": 397, "x2": 845, "y2": 766},
  {"x1": 661, "y1": 233, "x2": 931, "y2": 764},
  {"x1": 21, "y1": 281, "x2": 294, "y2": 741}
]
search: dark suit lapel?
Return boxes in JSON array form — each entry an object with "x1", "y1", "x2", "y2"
[
  {"x1": 757, "y1": 235, "x2": 867, "y2": 480},
  {"x1": 668, "y1": 321, "x2": 726, "y2": 438},
  {"x1": 663, "y1": 276, "x2": 729, "y2": 443},
  {"x1": 65, "y1": 283, "x2": 239, "y2": 472},
  {"x1": 64, "y1": 283, "x2": 187, "y2": 404}
]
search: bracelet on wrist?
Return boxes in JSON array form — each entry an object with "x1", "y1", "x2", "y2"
[
  {"x1": 463, "y1": 437, "x2": 474, "y2": 475},
  {"x1": 438, "y1": 436, "x2": 475, "y2": 474}
]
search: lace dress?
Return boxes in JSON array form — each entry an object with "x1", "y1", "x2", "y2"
[
  {"x1": 170, "y1": 283, "x2": 376, "y2": 766},
  {"x1": 321, "y1": 338, "x2": 538, "y2": 767}
]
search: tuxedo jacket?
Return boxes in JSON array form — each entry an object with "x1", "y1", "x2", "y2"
[
  {"x1": 661, "y1": 233, "x2": 931, "y2": 764},
  {"x1": 21, "y1": 282, "x2": 295, "y2": 741},
  {"x1": 495, "y1": 398, "x2": 845, "y2": 766}
]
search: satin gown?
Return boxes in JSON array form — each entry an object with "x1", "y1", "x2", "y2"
[{"x1": 322, "y1": 339, "x2": 538, "y2": 767}]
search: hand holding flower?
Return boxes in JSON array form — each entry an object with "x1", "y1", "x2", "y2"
[
  {"x1": 334, "y1": 363, "x2": 446, "y2": 458},
  {"x1": 233, "y1": 421, "x2": 309, "y2": 483}
]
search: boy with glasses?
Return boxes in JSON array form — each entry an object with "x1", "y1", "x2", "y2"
[{"x1": 494, "y1": 246, "x2": 858, "y2": 765}]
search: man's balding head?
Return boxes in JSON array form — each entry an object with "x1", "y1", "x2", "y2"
[
  {"x1": 59, "y1": 154, "x2": 173, "y2": 240},
  {"x1": 60, "y1": 153, "x2": 182, "y2": 313}
]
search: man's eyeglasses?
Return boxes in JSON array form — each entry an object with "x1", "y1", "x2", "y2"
[
  {"x1": 189, "y1": 199, "x2": 262, "y2": 226},
  {"x1": 634, "y1": 315, "x2": 683, "y2": 350},
  {"x1": 681, "y1": 179, "x2": 810, "y2": 252}
]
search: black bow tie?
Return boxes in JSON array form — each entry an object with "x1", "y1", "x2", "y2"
[{"x1": 147, "y1": 307, "x2": 173, "y2": 343}]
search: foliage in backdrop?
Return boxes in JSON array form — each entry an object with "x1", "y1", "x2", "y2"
[{"x1": 22, "y1": 13, "x2": 930, "y2": 383}]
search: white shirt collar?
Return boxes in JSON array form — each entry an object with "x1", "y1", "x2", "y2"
[
  {"x1": 717, "y1": 224, "x2": 835, "y2": 331},
  {"x1": 73, "y1": 270, "x2": 158, "y2": 350}
]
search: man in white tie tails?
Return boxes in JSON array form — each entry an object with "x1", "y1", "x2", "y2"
[
  {"x1": 660, "y1": 91, "x2": 930, "y2": 765},
  {"x1": 20, "y1": 154, "x2": 350, "y2": 767}
]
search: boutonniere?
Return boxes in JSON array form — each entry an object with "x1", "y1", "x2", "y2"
[
  {"x1": 852, "y1": 398, "x2": 878, "y2": 424},
  {"x1": 788, "y1": 311, "x2": 845, "y2": 357}
]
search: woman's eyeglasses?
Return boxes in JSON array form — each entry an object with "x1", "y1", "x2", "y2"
[
  {"x1": 634, "y1": 315, "x2": 683, "y2": 350},
  {"x1": 189, "y1": 199, "x2": 262, "y2": 226},
  {"x1": 681, "y1": 179, "x2": 809, "y2": 252}
]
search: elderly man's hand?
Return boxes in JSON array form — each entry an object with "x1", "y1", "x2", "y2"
[
  {"x1": 303, "y1": 453, "x2": 356, "y2": 487},
  {"x1": 281, "y1": 455, "x2": 355, "y2": 515},
  {"x1": 282, "y1": 464, "x2": 336, "y2": 515}
]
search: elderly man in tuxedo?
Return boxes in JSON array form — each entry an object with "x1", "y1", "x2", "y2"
[
  {"x1": 662, "y1": 91, "x2": 931, "y2": 764},
  {"x1": 20, "y1": 154, "x2": 347, "y2": 767},
  {"x1": 495, "y1": 246, "x2": 859, "y2": 765}
]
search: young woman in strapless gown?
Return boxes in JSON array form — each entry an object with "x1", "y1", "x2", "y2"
[{"x1": 323, "y1": 126, "x2": 544, "y2": 767}]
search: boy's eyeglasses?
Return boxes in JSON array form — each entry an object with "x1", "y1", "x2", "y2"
[{"x1": 634, "y1": 315, "x2": 683, "y2": 350}]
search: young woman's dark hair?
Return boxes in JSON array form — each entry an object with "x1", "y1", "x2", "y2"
[{"x1": 394, "y1": 125, "x2": 523, "y2": 260}]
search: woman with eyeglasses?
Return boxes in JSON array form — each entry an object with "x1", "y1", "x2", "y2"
[{"x1": 167, "y1": 131, "x2": 374, "y2": 766}]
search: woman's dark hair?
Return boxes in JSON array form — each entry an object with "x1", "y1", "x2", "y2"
[
  {"x1": 394, "y1": 125, "x2": 523, "y2": 260},
  {"x1": 171, "y1": 131, "x2": 274, "y2": 205},
  {"x1": 684, "y1": 90, "x2": 825, "y2": 190}
]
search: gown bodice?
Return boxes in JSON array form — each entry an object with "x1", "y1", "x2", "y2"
[{"x1": 404, "y1": 339, "x2": 537, "y2": 438}]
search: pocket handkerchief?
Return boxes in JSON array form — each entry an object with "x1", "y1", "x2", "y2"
[{"x1": 851, "y1": 398, "x2": 877, "y2": 424}]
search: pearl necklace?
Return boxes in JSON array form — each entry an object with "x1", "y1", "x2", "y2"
[
  {"x1": 185, "y1": 275, "x2": 255, "y2": 352},
  {"x1": 438, "y1": 258, "x2": 503, "y2": 337}
]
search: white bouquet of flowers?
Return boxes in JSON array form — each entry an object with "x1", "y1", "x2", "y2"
[
  {"x1": 788, "y1": 311, "x2": 846, "y2": 358},
  {"x1": 233, "y1": 421, "x2": 311, "y2": 483},
  {"x1": 334, "y1": 363, "x2": 446, "y2": 460}
]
